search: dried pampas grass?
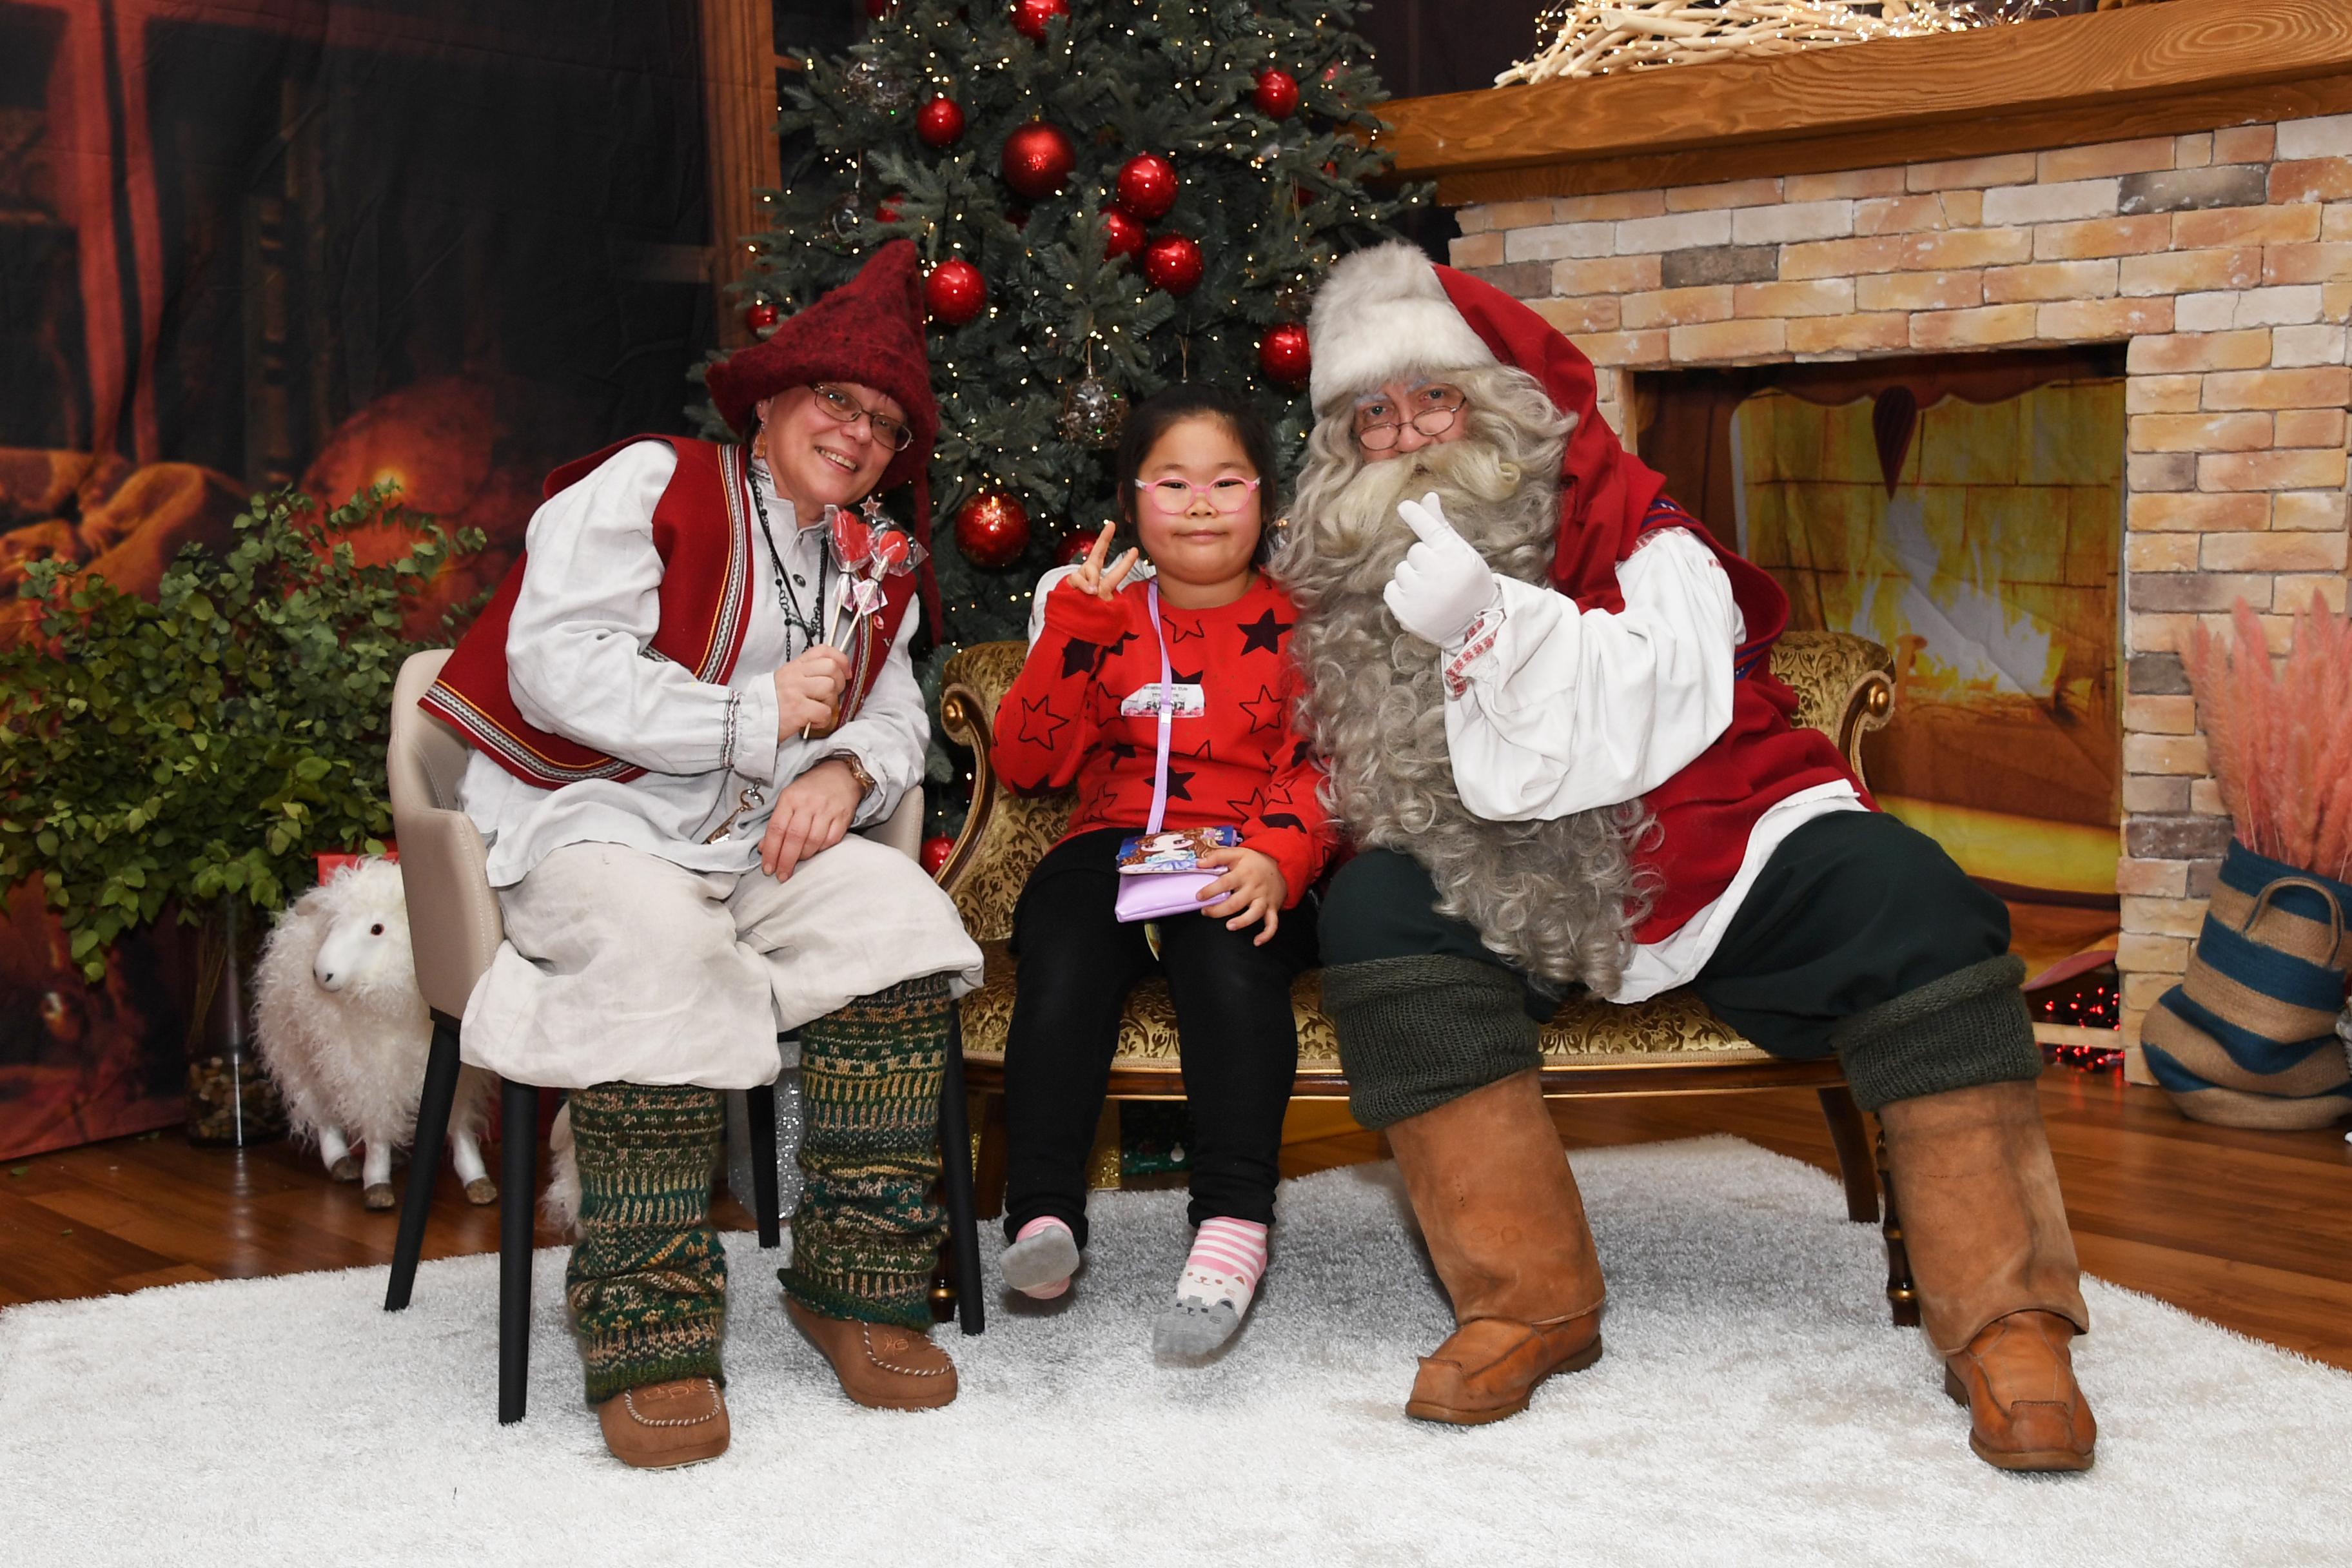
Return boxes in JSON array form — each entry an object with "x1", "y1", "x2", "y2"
[
  {"x1": 1498, "y1": 1, "x2": 1976, "y2": 86},
  {"x1": 2184, "y1": 594, "x2": 2352, "y2": 883}
]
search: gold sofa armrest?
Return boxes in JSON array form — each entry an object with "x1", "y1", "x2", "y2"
[
  {"x1": 936, "y1": 641, "x2": 1074, "y2": 943},
  {"x1": 1769, "y1": 630, "x2": 1896, "y2": 790}
]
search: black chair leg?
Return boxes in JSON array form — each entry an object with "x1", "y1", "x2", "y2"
[
  {"x1": 937, "y1": 1006, "x2": 985, "y2": 1336},
  {"x1": 748, "y1": 1077, "x2": 782, "y2": 1250},
  {"x1": 384, "y1": 1018, "x2": 462, "y2": 1312},
  {"x1": 498, "y1": 1077, "x2": 538, "y2": 1424}
]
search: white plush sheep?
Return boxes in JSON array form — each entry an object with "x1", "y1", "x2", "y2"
[{"x1": 253, "y1": 857, "x2": 496, "y2": 1210}]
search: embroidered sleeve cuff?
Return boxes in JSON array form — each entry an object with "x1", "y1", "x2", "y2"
[
  {"x1": 730, "y1": 681, "x2": 779, "y2": 784},
  {"x1": 1442, "y1": 602, "x2": 1507, "y2": 700}
]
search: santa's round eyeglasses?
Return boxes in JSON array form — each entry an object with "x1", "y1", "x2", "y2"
[{"x1": 1353, "y1": 383, "x2": 1468, "y2": 450}]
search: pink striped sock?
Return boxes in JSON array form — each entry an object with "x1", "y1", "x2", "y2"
[
  {"x1": 1179, "y1": 1217, "x2": 1268, "y2": 1314},
  {"x1": 1006, "y1": 1215, "x2": 1076, "y2": 1299}
]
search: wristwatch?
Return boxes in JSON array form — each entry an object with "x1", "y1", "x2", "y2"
[{"x1": 821, "y1": 749, "x2": 877, "y2": 802}]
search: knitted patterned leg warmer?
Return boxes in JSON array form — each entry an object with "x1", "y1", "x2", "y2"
[
  {"x1": 564, "y1": 1083, "x2": 729, "y2": 1404},
  {"x1": 780, "y1": 975, "x2": 952, "y2": 1329}
]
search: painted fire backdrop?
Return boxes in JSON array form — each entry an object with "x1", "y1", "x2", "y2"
[
  {"x1": 1640, "y1": 349, "x2": 2126, "y2": 907},
  {"x1": 0, "y1": 0, "x2": 717, "y2": 1159}
]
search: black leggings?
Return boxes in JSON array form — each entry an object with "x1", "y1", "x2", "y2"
[{"x1": 1001, "y1": 828, "x2": 1318, "y2": 1246}]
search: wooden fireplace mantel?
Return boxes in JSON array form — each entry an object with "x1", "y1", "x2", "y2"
[{"x1": 1377, "y1": 0, "x2": 2352, "y2": 205}]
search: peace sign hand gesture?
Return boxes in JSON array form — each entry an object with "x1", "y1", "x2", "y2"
[{"x1": 1063, "y1": 522, "x2": 1142, "y2": 601}]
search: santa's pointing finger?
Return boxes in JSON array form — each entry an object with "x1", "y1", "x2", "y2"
[{"x1": 1384, "y1": 491, "x2": 1497, "y2": 647}]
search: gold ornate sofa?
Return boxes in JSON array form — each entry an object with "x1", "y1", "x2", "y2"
[{"x1": 936, "y1": 630, "x2": 1917, "y2": 1322}]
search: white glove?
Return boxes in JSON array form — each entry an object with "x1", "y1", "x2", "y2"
[{"x1": 1383, "y1": 492, "x2": 1498, "y2": 647}]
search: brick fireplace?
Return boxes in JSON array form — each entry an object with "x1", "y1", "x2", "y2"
[{"x1": 1389, "y1": 13, "x2": 2352, "y2": 1081}]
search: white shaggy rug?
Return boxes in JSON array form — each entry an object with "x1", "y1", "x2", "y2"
[{"x1": 4, "y1": 1137, "x2": 2348, "y2": 1568}]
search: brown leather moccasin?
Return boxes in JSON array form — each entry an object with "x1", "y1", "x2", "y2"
[
  {"x1": 1405, "y1": 1315, "x2": 1603, "y2": 1426},
  {"x1": 596, "y1": 1377, "x2": 730, "y2": 1469},
  {"x1": 1943, "y1": 1309, "x2": 2096, "y2": 1473},
  {"x1": 785, "y1": 1297, "x2": 959, "y2": 1410}
]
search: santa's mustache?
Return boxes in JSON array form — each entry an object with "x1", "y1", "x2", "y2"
[{"x1": 1307, "y1": 433, "x2": 1535, "y2": 576}]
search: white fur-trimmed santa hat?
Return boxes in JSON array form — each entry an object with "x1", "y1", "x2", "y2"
[{"x1": 1306, "y1": 240, "x2": 1499, "y2": 411}]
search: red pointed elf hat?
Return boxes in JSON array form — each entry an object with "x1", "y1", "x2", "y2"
[{"x1": 706, "y1": 240, "x2": 941, "y2": 619}]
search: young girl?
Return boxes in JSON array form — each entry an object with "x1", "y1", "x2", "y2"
[{"x1": 990, "y1": 385, "x2": 1332, "y2": 1358}]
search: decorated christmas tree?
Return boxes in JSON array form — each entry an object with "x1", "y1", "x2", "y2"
[{"x1": 712, "y1": 0, "x2": 1421, "y2": 652}]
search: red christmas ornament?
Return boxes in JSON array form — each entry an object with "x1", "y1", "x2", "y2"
[
  {"x1": 1113, "y1": 153, "x2": 1178, "y2": 222},
  {"x1": 1055, "y1": 529, "x2": 1097, "y2": 565},
  {"x1": 1253, "y1": 68, "x2": 1300, "y2": 120},
  {"x1": 743, "y1": 300, "x2": 781, "y2": 335},
  {"x1": 916, "y1": 95, "x2": 965, "y2": 148},
  {"x1": 925, "y1": 259, "x2": 986, "y2": 326},
  {"x1": 920, "y1": 834, "x2": 956, "y2": 876},
  {"x1": 875, "y1": 193, "x2": 905, "y2": 223},
  {"x1": 954, "y1": 489, "x2": 1032, "y2": 569},
  {"x1": 864, "y1": 0, "x2": 896, "y2": 15},
  {"x1": 1141, "y1": 232, "x2": 1203, "y2": 296},
  {"x1": 1101, "y1": 208, "x2": 1144, "y2": 259},
  {"x1": 1001, "y1": 121, "x2": 1076, "y2": 200},
  {"x1": 1010, "y1": 0, "x2": 1069, "y2": 41},
  {"x1": 1258, "y1": 322, "x2": 1311, "y2": 387}
]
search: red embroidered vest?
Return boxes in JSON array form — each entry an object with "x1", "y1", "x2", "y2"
[{"x1": 423, "y1": 436, "x2": 916, "y2": 789}]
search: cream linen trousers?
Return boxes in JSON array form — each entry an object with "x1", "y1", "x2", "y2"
[{"x1": 459, "y1": 836, "x2": 986, "y2": 1090}]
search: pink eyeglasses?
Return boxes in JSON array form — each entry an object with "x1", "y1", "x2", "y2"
[{"x1": 1135, "y1": 476, "x2": 1262, "y2": 514}]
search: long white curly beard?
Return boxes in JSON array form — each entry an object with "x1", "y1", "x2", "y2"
[{"x1": 1277, "y1": 415, "x2": 1649, "y2": 995}]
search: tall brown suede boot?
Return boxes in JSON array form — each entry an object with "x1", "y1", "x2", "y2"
[
  {"x1": 1878, "y1": 1079, "x2": 2095, "y2": 1473},
  {"x1": 1384, "y1": 1070, "x2": 1606, "y2": 1425}
]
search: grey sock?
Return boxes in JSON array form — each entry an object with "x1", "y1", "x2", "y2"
[
  {"x1": 1153, "y1": 1295, "x2": 1244, "y2": 1360},
  {"x1": 1001, "y1": 1223, "x2": 1081, "y2": 1295}
]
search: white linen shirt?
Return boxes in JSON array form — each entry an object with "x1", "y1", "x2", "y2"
[
  {"x1": 1438, "y1": 527, "x2": 1863, "y2": 1003},
  {"x1": 456, "y1": 440, "x2": 928, "y2": 888}
]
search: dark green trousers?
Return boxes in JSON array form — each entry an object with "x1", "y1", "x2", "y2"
[{"x1": 1318, "y1": 810, "x2": 2039, "y2": 1124}]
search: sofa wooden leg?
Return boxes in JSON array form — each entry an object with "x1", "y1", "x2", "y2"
[
  {"x1": 1876, "y1": 1124, "x2": 1921, "y2": 1328},
  {"x1": 1816, "y1": 1085, "x2": 1878, "y2": 1224},
  {"x1": 974, "y1": 1091, "x2": 1009, "y2": 1222}
]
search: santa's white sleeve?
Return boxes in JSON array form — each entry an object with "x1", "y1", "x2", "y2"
[
  {"x1": 504, "y1": 440, "x2": 780, "y2": 783},
  {"x1": 1441, "y1": 527, "x2": 1743, "y2": 821}
]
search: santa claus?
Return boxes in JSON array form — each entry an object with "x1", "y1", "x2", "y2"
[{"x1": 1279, "y1": 242, "x2": 2094, "y2": 1473}]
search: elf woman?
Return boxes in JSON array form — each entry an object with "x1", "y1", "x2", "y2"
[{"x1": 990, "y1": 384, "x2": 1334, "y2": 1358}]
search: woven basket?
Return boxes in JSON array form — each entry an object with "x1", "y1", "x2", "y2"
[{"x1": 2142, "y1": 839, "x2": 2352, "y2": 1129}]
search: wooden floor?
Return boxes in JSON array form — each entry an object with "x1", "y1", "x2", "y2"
[{"x1": 6, "y1": 1068, "x2": 2348, "y2": 1372}]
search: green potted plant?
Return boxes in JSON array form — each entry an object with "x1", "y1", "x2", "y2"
[{"x1": 0, "y1": 485, "x2": 480, "y2": 1144}]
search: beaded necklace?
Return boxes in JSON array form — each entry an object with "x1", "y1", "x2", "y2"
[{"x1": 747, "y1": 462, "x2": 828, "y2": 654}]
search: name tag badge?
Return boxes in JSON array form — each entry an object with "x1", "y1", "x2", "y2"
[{"x1": 1119, "y1": 682, "x2": 1205, "y2": 718}]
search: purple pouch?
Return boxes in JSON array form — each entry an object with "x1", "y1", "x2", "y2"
[{"x1": 1114, "y1": 869, "x2": 1220, "y2": 923}]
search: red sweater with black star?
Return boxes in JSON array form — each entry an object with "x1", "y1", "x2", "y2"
[{"x1": 992, "y1": 573, "x2": 1333, "y2": 908}]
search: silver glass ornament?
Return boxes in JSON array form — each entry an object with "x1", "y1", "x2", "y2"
[
  {"x1": 825, "y1": 190, "x2": 865, "y2": 247},
  {"x1": 841, "y1": 57, "x2": 912, "y2": 115},
  {"x1": 1057, "y1": 375, "x2": 1127, "y2": 449}
]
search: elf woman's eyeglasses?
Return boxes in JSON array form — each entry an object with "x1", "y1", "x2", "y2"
[
  {"x1": 811, "y1": 384, "x2": 915, "y2": 451},
  {"x1": 1353, "y1": 383, "x2": 1468, "y2": 451},
  {"x1": 1135, "y1": 476, "x2": 1262, "y2": 514}
]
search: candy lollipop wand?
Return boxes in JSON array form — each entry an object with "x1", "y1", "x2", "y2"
[{"x1": 802, "y1": 499, "x2": 925, "y2": 739}]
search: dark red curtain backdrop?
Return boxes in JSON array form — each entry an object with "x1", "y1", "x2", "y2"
[{"x1": 0, "y1": 0, "x2": 716, "y2": 1159}]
